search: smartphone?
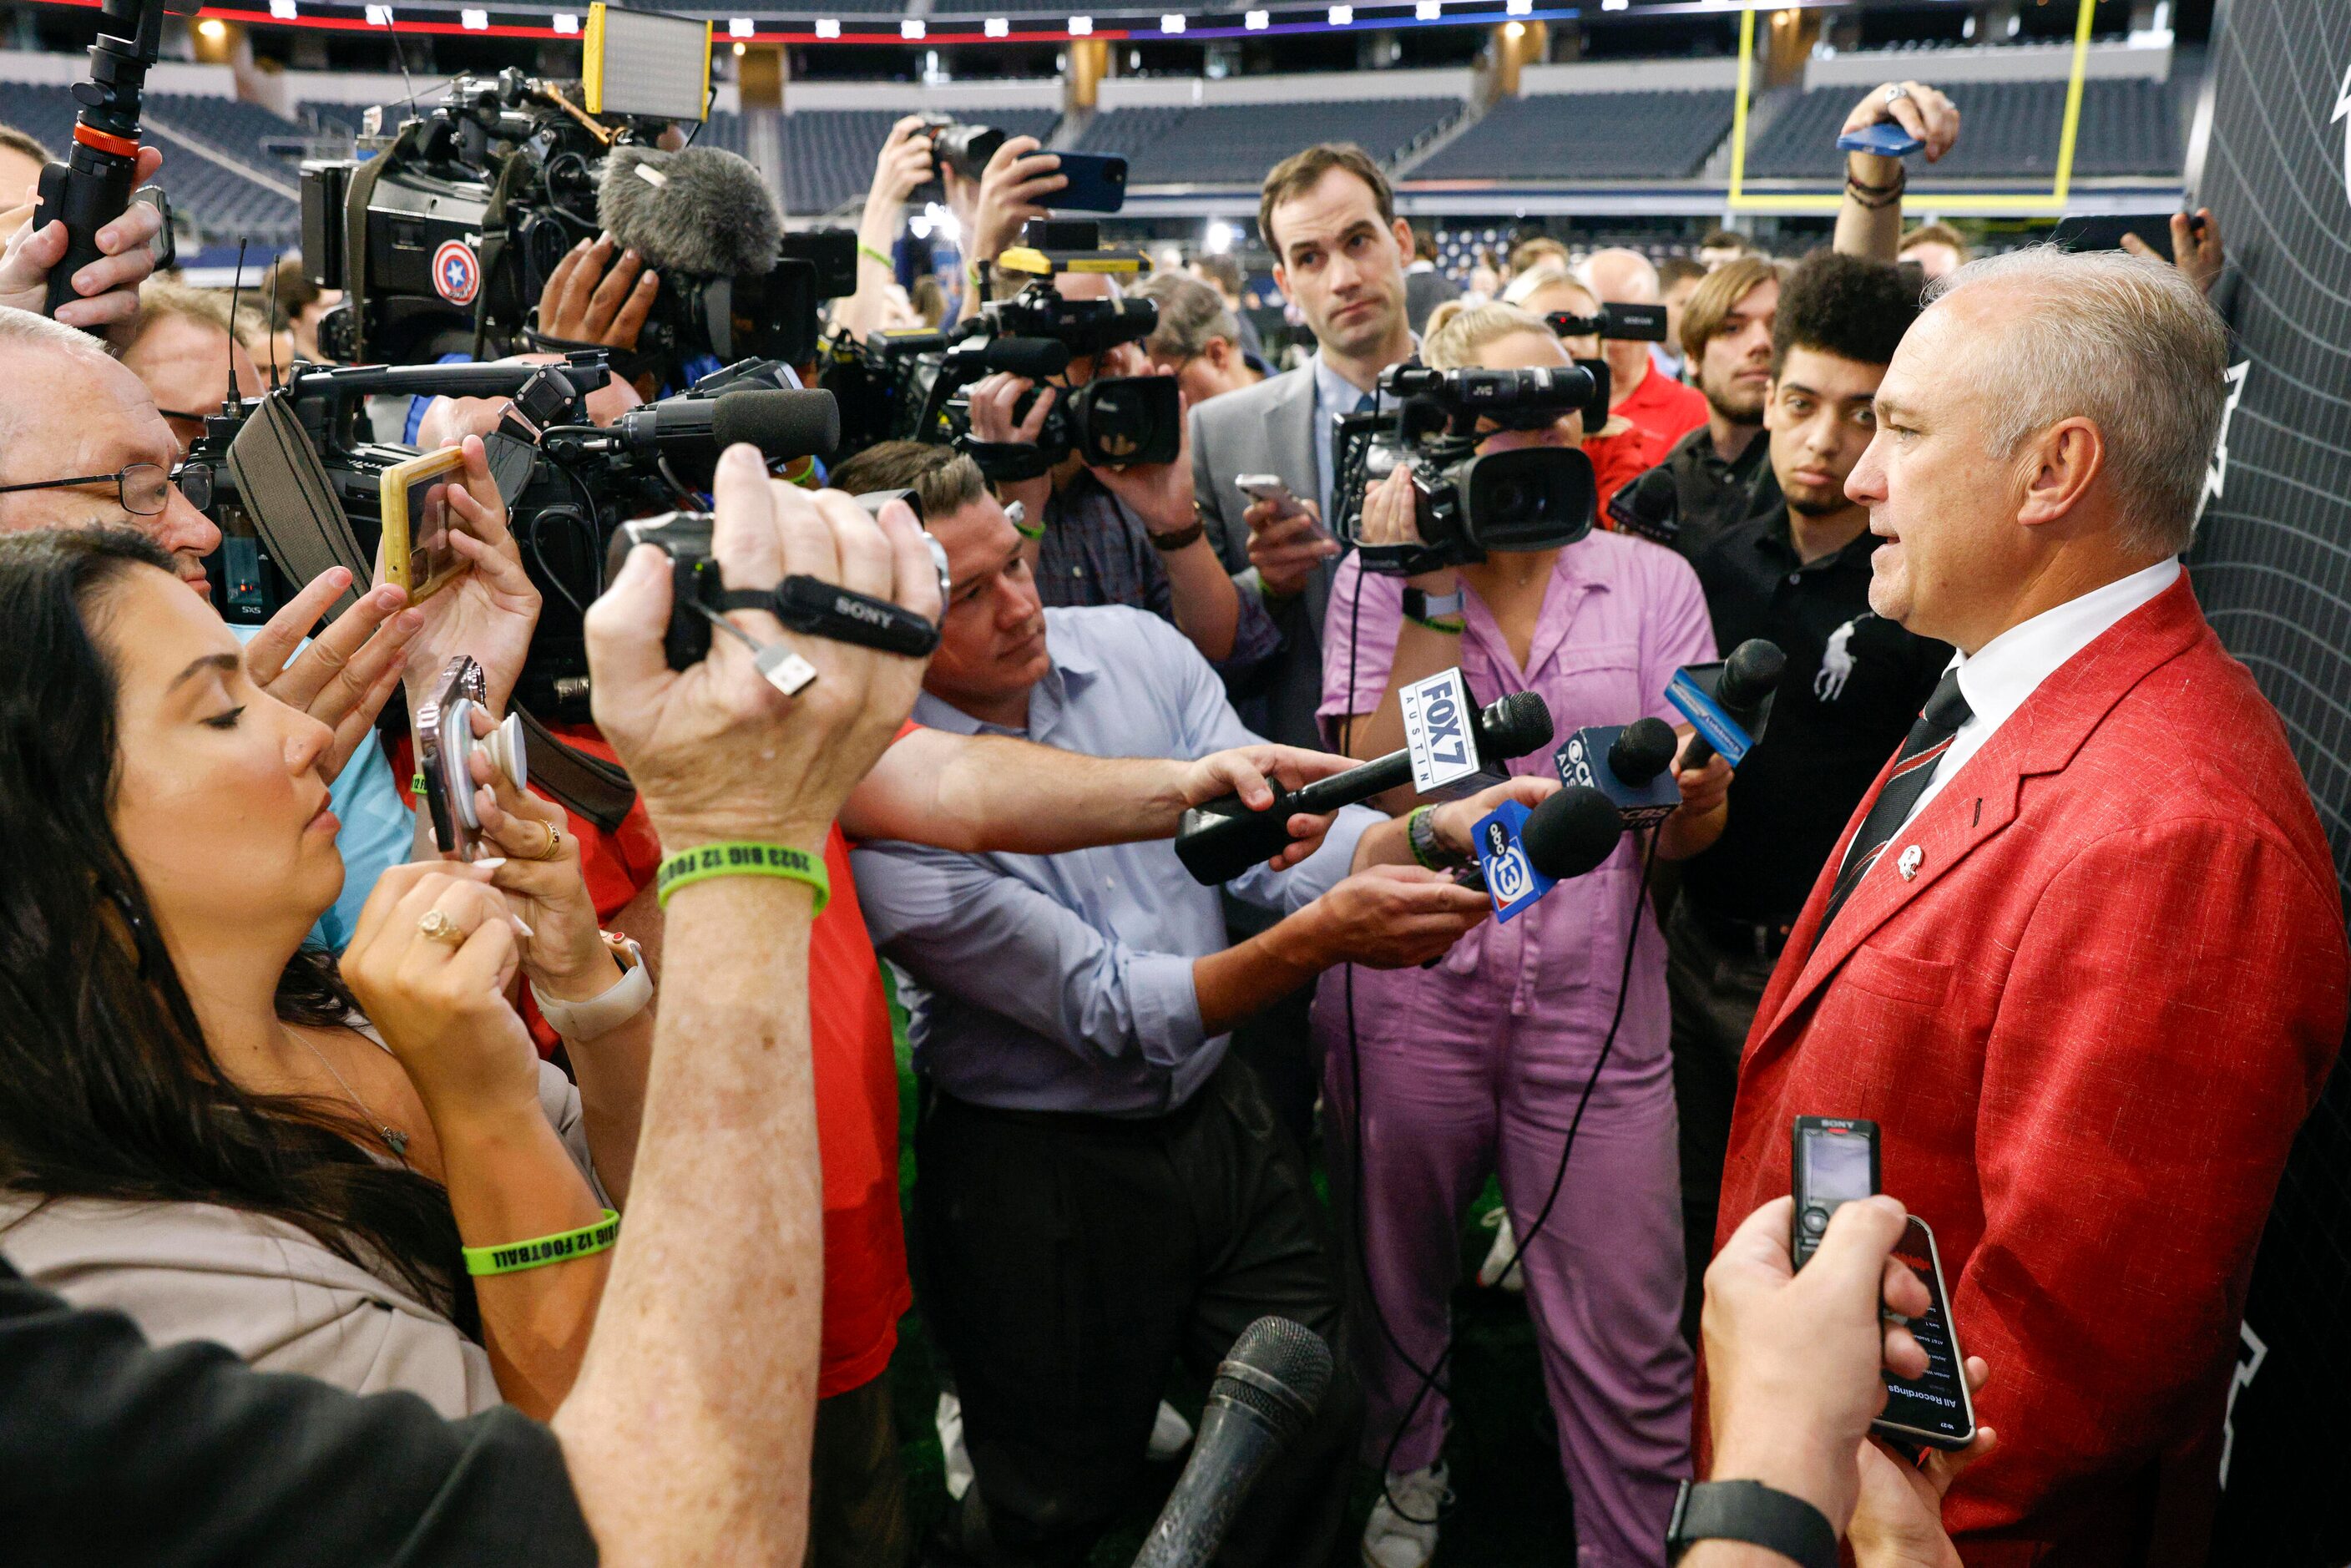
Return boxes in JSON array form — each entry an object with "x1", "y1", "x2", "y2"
[
  {"x1": 2049, "y1": 210, "x2": 2206, "y2": 262},
  {"x1": 1837, "y1": 121, "x2": 1924, "y2": 159},
  {"x1": 1873, "y1": 1216, "x2": 1978, "y2": 1452},
  {"x1": 379, "y1": 447, "x2": 469, "y2": 603},
  {"x1": 1789, "y1": 1115, "x2": 1880, "y2": 1272},
  {"x1": 415, "y1": 655, "x2": 528, "y2": 861},
  {"x1": 1237, "y1": 473, "x2": 1303, "y2": 513},
  {"x1": 1051, "y1": 152, "x2": 1129, "y2": 214}
]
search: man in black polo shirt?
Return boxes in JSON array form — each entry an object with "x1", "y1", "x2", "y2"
[
  {"x1": 1610, "y1": 255, "x2": 1784, "y2": 559},
  {"x1": 1667, "y1": 252, "x2": 1950, "y2": 1340}
]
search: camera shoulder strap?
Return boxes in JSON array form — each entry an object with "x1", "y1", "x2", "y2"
[
  {"x1": 225, "y1": 393, "x2": 369, "y2": 620},
  {"x1": 473, "y1": 149, "x2": 533, "y2": 362},
  {"x1": 517, "y1": 710, "x2": 638, "y2": 832},
  {"x1": 337, "y1": 120, "x2": 415, "y2": 364}
]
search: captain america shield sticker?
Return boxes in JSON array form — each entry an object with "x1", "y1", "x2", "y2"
[{"x1": 431, "y1": 240, "x2": 481, "y2": 306}]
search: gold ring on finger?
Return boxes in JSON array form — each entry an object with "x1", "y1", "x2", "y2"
[
  {"x1": 531, "y1": 823, "x2": 565, "y2": 862},
  {"x1": 417, "y1": 908, "x2": 468, "y2": 947}
]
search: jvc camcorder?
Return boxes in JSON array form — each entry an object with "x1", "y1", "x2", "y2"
[{"x1": 1332, "y1": 364, "x2": 1601, "y2": 577}]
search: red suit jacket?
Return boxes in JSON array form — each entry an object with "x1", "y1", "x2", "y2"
[{"x1": 1707, "y1": 577, "x2": 2348, "y2": 1565}]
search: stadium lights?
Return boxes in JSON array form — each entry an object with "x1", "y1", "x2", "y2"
[
  {"x1": 902, "y1": 18, "x2": 925, "y2": 37},
  {"x1": 1601, "y1": 0, "x2": 1626, "y2": 8},
  {"x1": 460, "y1": 7, "x2": 488, "y2": 26},
  {"x1": 268, "y1": 0, "x2": 295, "y2": 17},
  {"x1": 1504, "y1": 18, "x2": 1523, "y2": 34},
  {"x1": 1069, "y1": 15, "x2": 1092, "y2": 33},
  {"x1": 730, "y1": 16, "x2": 753, "y2": 34},
  {"x1": 553, "y1": 11, "x2": 579, "y2": 31},
  {"x1": 1329, "y1": 3, "x2": 1350, "y2": 22},
  {"x1": 1245, "y1": 8, "x2": 1267, "y2": 26},
  {"x1": 1505, "y1": 0, "x2": 1532, "y2": 15},
  {"x1": 731, "y1": 39, "x2": 746, "y2": 53},
  {"x1": 1160, "y1": 13, "x2": 1185, "y2": 29},
  {"x1": 1416, "y1": 0, "x2": 1440, "y2": 16},
  {"x1": 199, "y1": 14, "x2": 230, "y2": 34},
  {"x1": 985, "y1": 16, "x2": 1009, "y2": 33},
  {"x1": 815, "y1": 15, "x2": 840, "y2": 34},
  {"x1": 1205, "y1": 220, "x2": 1236, "y2": 254}
]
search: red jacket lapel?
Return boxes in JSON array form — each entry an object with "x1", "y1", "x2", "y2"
[{"x1": 1746, "y1": 575, "x2": 2216, "y2": 1064}]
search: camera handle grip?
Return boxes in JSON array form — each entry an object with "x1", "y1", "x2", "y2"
[{"x1": 37, "y1": 145, "x2": 139, "y2": 320}]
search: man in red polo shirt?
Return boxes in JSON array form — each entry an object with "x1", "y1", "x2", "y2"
[{"x1": 1584, "y1": 247, "x2": 1710, "y2": 513}]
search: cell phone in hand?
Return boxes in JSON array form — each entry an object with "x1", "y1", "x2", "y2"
[
  {"x1": 1873, "y1": 1216, "x2": 1978, "y2": 1453},
  {"x1": 1838, "y1": 122, "x2": 1925, "y2": 159},
  {"x1": 1049, "y1": 152, "x2": 1128, "y2": 213},
  {"x1": 1237, "y1": 473, "x2": 1302, "y2": 513}
]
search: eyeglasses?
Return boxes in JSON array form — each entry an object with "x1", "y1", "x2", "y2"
[{"x1": 0, "y1": 462, "x2": 203, "y2": 518}]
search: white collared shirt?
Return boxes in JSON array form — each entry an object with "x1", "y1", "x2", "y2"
[{"x1": 1896, "y1": 556, "x2": 2183, "y2": 831}]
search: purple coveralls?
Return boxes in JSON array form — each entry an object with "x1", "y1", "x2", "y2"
[{"x1": 1315, "y1": 529, "x2": 1716, "y2": 1567}]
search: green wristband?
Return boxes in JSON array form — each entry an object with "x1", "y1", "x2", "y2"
[
  {"x1": 1406, "y1": 614, "x2": 1466, "y2": 635},
  {"x1": 463, "y1": 1209, "x2": 619, "y2": 1277},
  {"x1": 857, "y1": 239, "x2": 893, "y2": 268},
  {"x1": 655, "y1": 842, "x2": 831, "y2": 913}
]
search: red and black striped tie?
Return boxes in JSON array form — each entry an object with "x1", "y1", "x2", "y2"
[{"x1": 1817, "y1": 670, "x2": 1973, "y2": 938}]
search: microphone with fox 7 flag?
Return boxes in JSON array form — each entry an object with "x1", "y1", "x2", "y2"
[
  {"x1": 1668, "y1": 638, "x2": 1786, "y2": 771},
  {"x1": 1172, "y1": 671, "x2": 1553, "y2": 886}
]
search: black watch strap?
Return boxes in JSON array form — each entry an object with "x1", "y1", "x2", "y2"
[{"x1": 1665, "y1": 1479, "x2": 1838, "y2": 1568}]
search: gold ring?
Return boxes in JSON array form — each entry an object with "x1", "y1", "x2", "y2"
[
  {"x1": 417, "y1": 908, "x2": 468, "y2": 947},
  {"x1": 531, "y1": 824, "x2": 565, "y2": 862}
]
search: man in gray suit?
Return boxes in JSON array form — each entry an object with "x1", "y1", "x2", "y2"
[
  {"x1": 1191, "y1": 143, "x2": 1418, "y2": 751},
  {"x1": 1189, "y1": 143, "x2": 1421, "y2": 1148}
]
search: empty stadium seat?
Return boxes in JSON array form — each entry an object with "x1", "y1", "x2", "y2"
[
  {"x1": 1074, "y1": 98, "x2": 1460, "y2": 186},
  {"x1": 1409, "y1": 90, "x2": 1735, "y2": 182},
  {"x1": 1741, "y1": 77, "x2": 2182, "y2": 180},
  {"x1": 1, "y1": 83, "x2": 299, "y2": 245}
]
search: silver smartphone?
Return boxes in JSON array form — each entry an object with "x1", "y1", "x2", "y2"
[{"x1": 1236, "y1": 473, "x2": 1303, "y2": 513}]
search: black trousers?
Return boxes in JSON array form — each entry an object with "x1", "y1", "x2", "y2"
[
  {"x1": 806, "y1": 1372, "x2": 913, "y2": 1568},
  {"x1": 1663, "y1": 896, "x2": 1778, "y2": 1347},
  {"x1": 914, "y1": 1060, "x2": 1363, "y2": 1568}
]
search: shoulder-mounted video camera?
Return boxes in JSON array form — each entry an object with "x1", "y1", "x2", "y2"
[
  {"x1": 1333, "y1": 363, "x2": 1600, "y2": 577},
  {"x1": 303, "y1": 13, "x2": 853, "y2": 383}
]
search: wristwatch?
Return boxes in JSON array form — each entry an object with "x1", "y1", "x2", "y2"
[
  {"x1": 1663, "y1": 1479, "x2": 1838, "y2": 1568},
  {"x1": 1401, "y1": 585, "x2": 1464, "y2": 622},
  {"x1": 530, "y1": 933, "x2": 655, "y2": 1043}
]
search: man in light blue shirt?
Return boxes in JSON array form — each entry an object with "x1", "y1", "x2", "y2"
[{"x1": 847, "y1": 444, "x2": 1534, "y2": 1567}]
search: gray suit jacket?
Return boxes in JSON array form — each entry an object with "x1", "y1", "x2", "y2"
[{"x1": 1190, "y1": 366, "x2": 1337, "y2": 749}]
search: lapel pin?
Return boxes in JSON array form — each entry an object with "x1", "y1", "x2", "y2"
[{"x1": 1897, "y1": 844, "x2": 1924, "y2": 880}]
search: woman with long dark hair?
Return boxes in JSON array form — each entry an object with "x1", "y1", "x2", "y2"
[{"x1": 0, "y1": 528, "x2": 647, "y2": 1419}]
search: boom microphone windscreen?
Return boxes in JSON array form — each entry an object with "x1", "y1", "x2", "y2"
[{"x1": 598, "y1": 145, "x2": 783, "y2": 280}]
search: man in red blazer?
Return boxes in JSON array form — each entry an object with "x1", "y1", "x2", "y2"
[{"x1": 1705, "y1": 247, "x2": 2349, "y2": 1565}]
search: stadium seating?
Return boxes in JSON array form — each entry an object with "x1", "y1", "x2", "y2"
[
  {"x1": 1410, "y1": 89, "x2": 1736, "y2": 182},
  {"x1": 3, "y1": 83, "x2": 299, "y2": 245},
  {"x1": 773, "y1": 107, "x2": 1059, "y2": 213},
  {"x1": 1741, "y1": 77, "x2": 2182, "y2": 180},
  {"x1": 146, "y1": 93, "x2": 316, "y2": 182},
  {"x1": 1075, "y1": 98, "x2": 1461, "y2": 186}
]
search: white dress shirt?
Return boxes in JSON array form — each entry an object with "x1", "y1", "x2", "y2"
[{"x1": 1897, "y1": 556, "x2": 2182, "y2": 830}]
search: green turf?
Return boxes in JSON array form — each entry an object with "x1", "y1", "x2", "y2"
[{"x1": 884, "y1": 976, "x2": 1575, "y2": 1565}]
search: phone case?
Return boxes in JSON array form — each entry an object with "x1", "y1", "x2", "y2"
[
  {"x1": 378, "y1": 446, "x2": 471, "y2": 603},
  {"x1": 1872, "y1": 1216, "x2": 1979, "y2": 1452},
  {"x1": 1051, "y1": 152, "x2": 1128, "y2": 213},
  {"x1": 1836, "y1": 121, "x2": 1925, "y2": 159}
]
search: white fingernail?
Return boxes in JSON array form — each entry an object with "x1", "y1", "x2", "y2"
[
  {"x1": 473, "y1": 857, "x2": 508, "y2": 870},
  {"x1": 510, "y1": 915, "x2": 535, "y2": 938}
]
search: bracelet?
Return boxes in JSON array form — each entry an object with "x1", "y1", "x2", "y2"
[
  {"x1": 529, "y1": 933, "x2": 654, "y2": 1043},
  {"x1": 1406, "y1": 614, "x2": 1466, "y2": 635},
  {"x1": 411, "y1": 771, "x2": 427, "y2": 797},
  {"x1": 1408, "y1": 804, "x2": 1470, "y2": 871},
  {"x1": 655, "y1": 842, "x2": 831, "y2": 913},
  {"x1": 1007, "y1": 498, "x2": 1045, "y2": 540},
  {"x1": 463, "y1": 1209, "x2": 620, "y2": 1277},
  {"x1": 1147, "y1": 519, "x2": 1206, "y2": 552},
  {"x1": 857, "y1": 239, "x2": 893, "y2": 268},
  {"x1": 1845, "y1": 164, "x2": 1906, "y2": 210}
]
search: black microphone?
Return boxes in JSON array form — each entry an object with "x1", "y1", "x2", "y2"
[
  {"x1": 598, "y1": 145, "x2": 783, "y2": 280},
  {"x1": 1173, "y1": 690, "x2": 1555, "y2": 886},
  {"x1": 1680, "y1": 639, "x2": 1786, "y2": 770},
  {"x1": 948, "y1": 336, "x2": 1074, "y2": 380},
  {"x1": 1131, "y1": 1318, "x2": 1334, "y2": 1568},
  {"x1": 1608, "y1": 466, "x2": 1680, "y2": 544},
  {"x1": 1520, "y1": 784, "x2": 1629, "y2": 882},
  {"x1": 1555, "y1": 715, "x2": 1681, "y2": 831},
  {"x1": 607, "y1": 388, "x2": 842, "y2": 468}
]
